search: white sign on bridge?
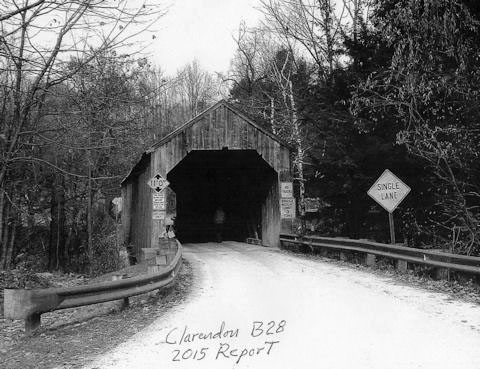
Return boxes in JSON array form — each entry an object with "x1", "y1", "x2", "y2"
[
  {"x1": 280, "y1": 198, "x2": 296, "y2": 219},
  {"x1": 367, "y1": 169, "x2": 410, "y2": 213}
]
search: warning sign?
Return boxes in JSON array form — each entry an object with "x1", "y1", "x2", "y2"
[
  {"x1": 148, "y1": 172, "x2": 169, "y2": 193},
  {"x1": 367, "y1": 169, "x2": 410, "y2": 213}
]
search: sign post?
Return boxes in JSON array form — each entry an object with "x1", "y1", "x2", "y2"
[{"x1": 367, "y1": 169, "x2": 411, "y2": 244}]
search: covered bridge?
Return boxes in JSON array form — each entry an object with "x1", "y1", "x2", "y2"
[{"x1": 121, "y1": 100, "x2": 295, "y2": 259}]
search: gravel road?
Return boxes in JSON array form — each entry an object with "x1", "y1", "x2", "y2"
[{"x1": 82, "y1": 241, "x2": 480, "y2": 369}]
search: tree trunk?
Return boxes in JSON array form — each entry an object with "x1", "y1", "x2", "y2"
[
  {"x1": 1, "y1": 202, "x2": 10, "y2": 270},
  {"x1": 0, "y1": 187, "x2": 4, "y2": 269},
  {"x1": 288, "y1": 80, "x2": 305, "y2": 220},
  {"x1": 5, "y1": 218, "x2": 16, "y2": 270},
  {"x1": 49, "y1": 176, "x2": 66, "y2": 270},
  {"x1": 320, "y1": 0, "x2": 335, "y2": 80},
  {"x1": 87, "y1": 165, "x2": 93, "y2": 274},
  {"x1": 270, "y1": 97, "x2": 276, "y2": 134}
]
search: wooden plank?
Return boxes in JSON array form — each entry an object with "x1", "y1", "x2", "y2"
[
  {"x1": 202, "y1": 117, "x2": 208, "y2": 149},
  {"x1": 262, "y1": 175, "x2": 280, "y2": 247},
  {"x1": 209, "y1": 110, "x2": 215, "y2": 149},
  {"x1": 190, "y1": 123, "x2": 199, "y2": 150},
  {"x1": 241, "y1": 121, "x2": 249, "y2": 149},
  {"x1": 121, "y1": 184, "x2": 132, "y2": 246},
  {"x1": 230, "y1": 113, "x2": 236, "y2": 148},
  {"x1": 175, "y1": 134, "x2": 184, "y2": 167},
  {"x1": 214, "y1": 107, "x2": 222, "y2": 148},
  {"x1": 250, "y1": 125, "x2": 256, "y2": 151},
  {"x1": 234, "y1": 114, "x2": 241, "y2": 148},
  {"x1": 226, "y1": 108, "x2": 232, "y2": 147},
  {"x1": 267, "y1": 138, "x2": 275, "y2": 169},
  {"x1": 217, "y1": 106, "x2": 224, "y2": 148},
  {"x1": 274, "y1": 141, "x2": 280, "y2": 172},
  {"x1": 204, "y1": 113, "x2": 210, "y2": 149},
  {"x1": 222, "y1": 105, "x2": 228, "y2": 147}
]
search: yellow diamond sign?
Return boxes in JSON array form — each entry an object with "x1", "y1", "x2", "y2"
[{"x1": 367, "y1": 169, "x2": 410, "y2": 213}]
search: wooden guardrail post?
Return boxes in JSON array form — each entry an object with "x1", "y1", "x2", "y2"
[
  {"x1": 25, "y1": 313, "x2": 41, "y2": 333},
  {"x1": 3, "y1": 242, "x2": 182, "y2": 333},
  {"x1": 436, "y1": 268, "x2": 450, "y2": 280},
  {"x1": 4, "y1": 288, "x2": 61, "y2": 333},
  {"x1": 111, "y1": 274, "x2": 129, "y2": 310},
  {"x1": 396, "y1": 260, "x2": 408, "y2": 272},
  {"x1": 365, "y1": 253, "x2": 376, "y2": 267}
]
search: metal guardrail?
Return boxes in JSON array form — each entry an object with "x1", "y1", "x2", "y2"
[
  {"x1": 280, "y1": 234, "x2": 480, "y2": 274},
  {"x1": 3, "y1": 242, "x2": 183, "y2": 333}
]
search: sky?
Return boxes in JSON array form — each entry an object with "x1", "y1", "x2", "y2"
[{"x1": 147, "y1": 0, "x2": 262, "y2": 75}]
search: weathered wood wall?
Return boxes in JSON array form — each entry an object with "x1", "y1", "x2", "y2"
[
  {"x1": 150, "y1": 103, "x2": 290, "y2": 174},
  {"x1": 122, "y1": 101, "x2": 292, "y2": 256},
  {"x1": 262, "y1": 177, "x2": 281, "y2": 247},
  {"x1": 122, "y1": 156, "x2": 154, "y2": 258}
]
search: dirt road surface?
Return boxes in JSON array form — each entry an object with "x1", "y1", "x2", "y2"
[{"x1": 81, "y1": 241, "x2": 480, "y2": 369}]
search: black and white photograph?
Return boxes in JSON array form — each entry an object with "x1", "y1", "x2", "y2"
[{"x1": 1, "y1": 0, "x2": 480, "y2": 368}]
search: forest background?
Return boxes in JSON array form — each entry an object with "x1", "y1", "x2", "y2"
[{"x1": 1, "y1": 0, "x2": 479, "y2": 275}]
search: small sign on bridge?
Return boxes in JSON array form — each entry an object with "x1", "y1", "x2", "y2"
[
  {"x1": 368, "y1": 169, "x2": 410, "y2": 244},
  {"x1": 148, "y1": 173, "x2": 169, "y2": 193},
  {"x1": 280, "y1": 182, "x2": 293, "y2": 198},
  {"x1": 280, "y1": 198, "x2": 296, "y2": 219}
]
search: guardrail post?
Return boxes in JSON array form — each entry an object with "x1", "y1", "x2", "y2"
[
  {"x1": 25, "y1": 313, "x2": 41, "y2": 333},
  {"x1": 396, "y1": 260, "x2": 408, "y2": 273},
  {"x1": 436, "y1": 267, "x2": 450, "y2": 280},
  {"x1": 365, "y1": 253, "x2": 376, "y2": 267},
  {"x1": 112, "y1": 275, "x2": 129, "y2": 310}
]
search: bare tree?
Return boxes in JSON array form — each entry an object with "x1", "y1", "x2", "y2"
[
  {"x1": 228, "y1": 26, "x2": 307, "y2": 218},
  {"x1": 259, "y1": 0, "x2": 345, "y2": 82},
  {"x1": 177, "y1": 60, "x2": 221, "y2": 119},
  {"x1": 0, "y1": 0, "x2": 165, "y2": 270}
]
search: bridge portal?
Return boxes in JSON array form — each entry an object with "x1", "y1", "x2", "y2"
[
  {"x1": 168, "y1": 149, "x2": 276, "y2": 243},
  {"x1": 121, "y1": 100, "x2": 294, "y2": 260}
]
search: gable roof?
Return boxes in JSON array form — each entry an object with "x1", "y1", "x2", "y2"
[
  {"x1": 146, "y1": 99, "x2": 291, "y2": 153},
  {"x1": 122, "y1": 100, "x2": 292, "y2": 185}
]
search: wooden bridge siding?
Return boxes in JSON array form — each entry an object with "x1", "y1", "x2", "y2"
[
  {"x1": 124, "y1": 103, "x2": 292, "y2": 254},
  {"x1": 150, "y1": 139, "x2": 187, "y2": 249},
  {"x1": 262, "y1": 175, "x2": 281, "y2": 247},
  {"x1": 127, "y1": 164, "x2": 153, "y2": 257},
  {"x1": 121, "y1": 183, "x2": 132, "y2": 248},
  {"x1": 153, "y1": 105, "x2": 289, "y2": 173}
]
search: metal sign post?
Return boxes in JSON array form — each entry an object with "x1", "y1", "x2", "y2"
[{"x1": 367, "y1": 169, "x2": 410, "y2": 244}]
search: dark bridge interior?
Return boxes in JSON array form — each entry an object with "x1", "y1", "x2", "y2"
[{"x1": 168, "y1": 149, "x2": 276, "y2": 243}]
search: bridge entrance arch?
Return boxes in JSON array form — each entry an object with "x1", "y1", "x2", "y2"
[{"x1": 121, "y1": 100, "x2": 294, "y2": 260}]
